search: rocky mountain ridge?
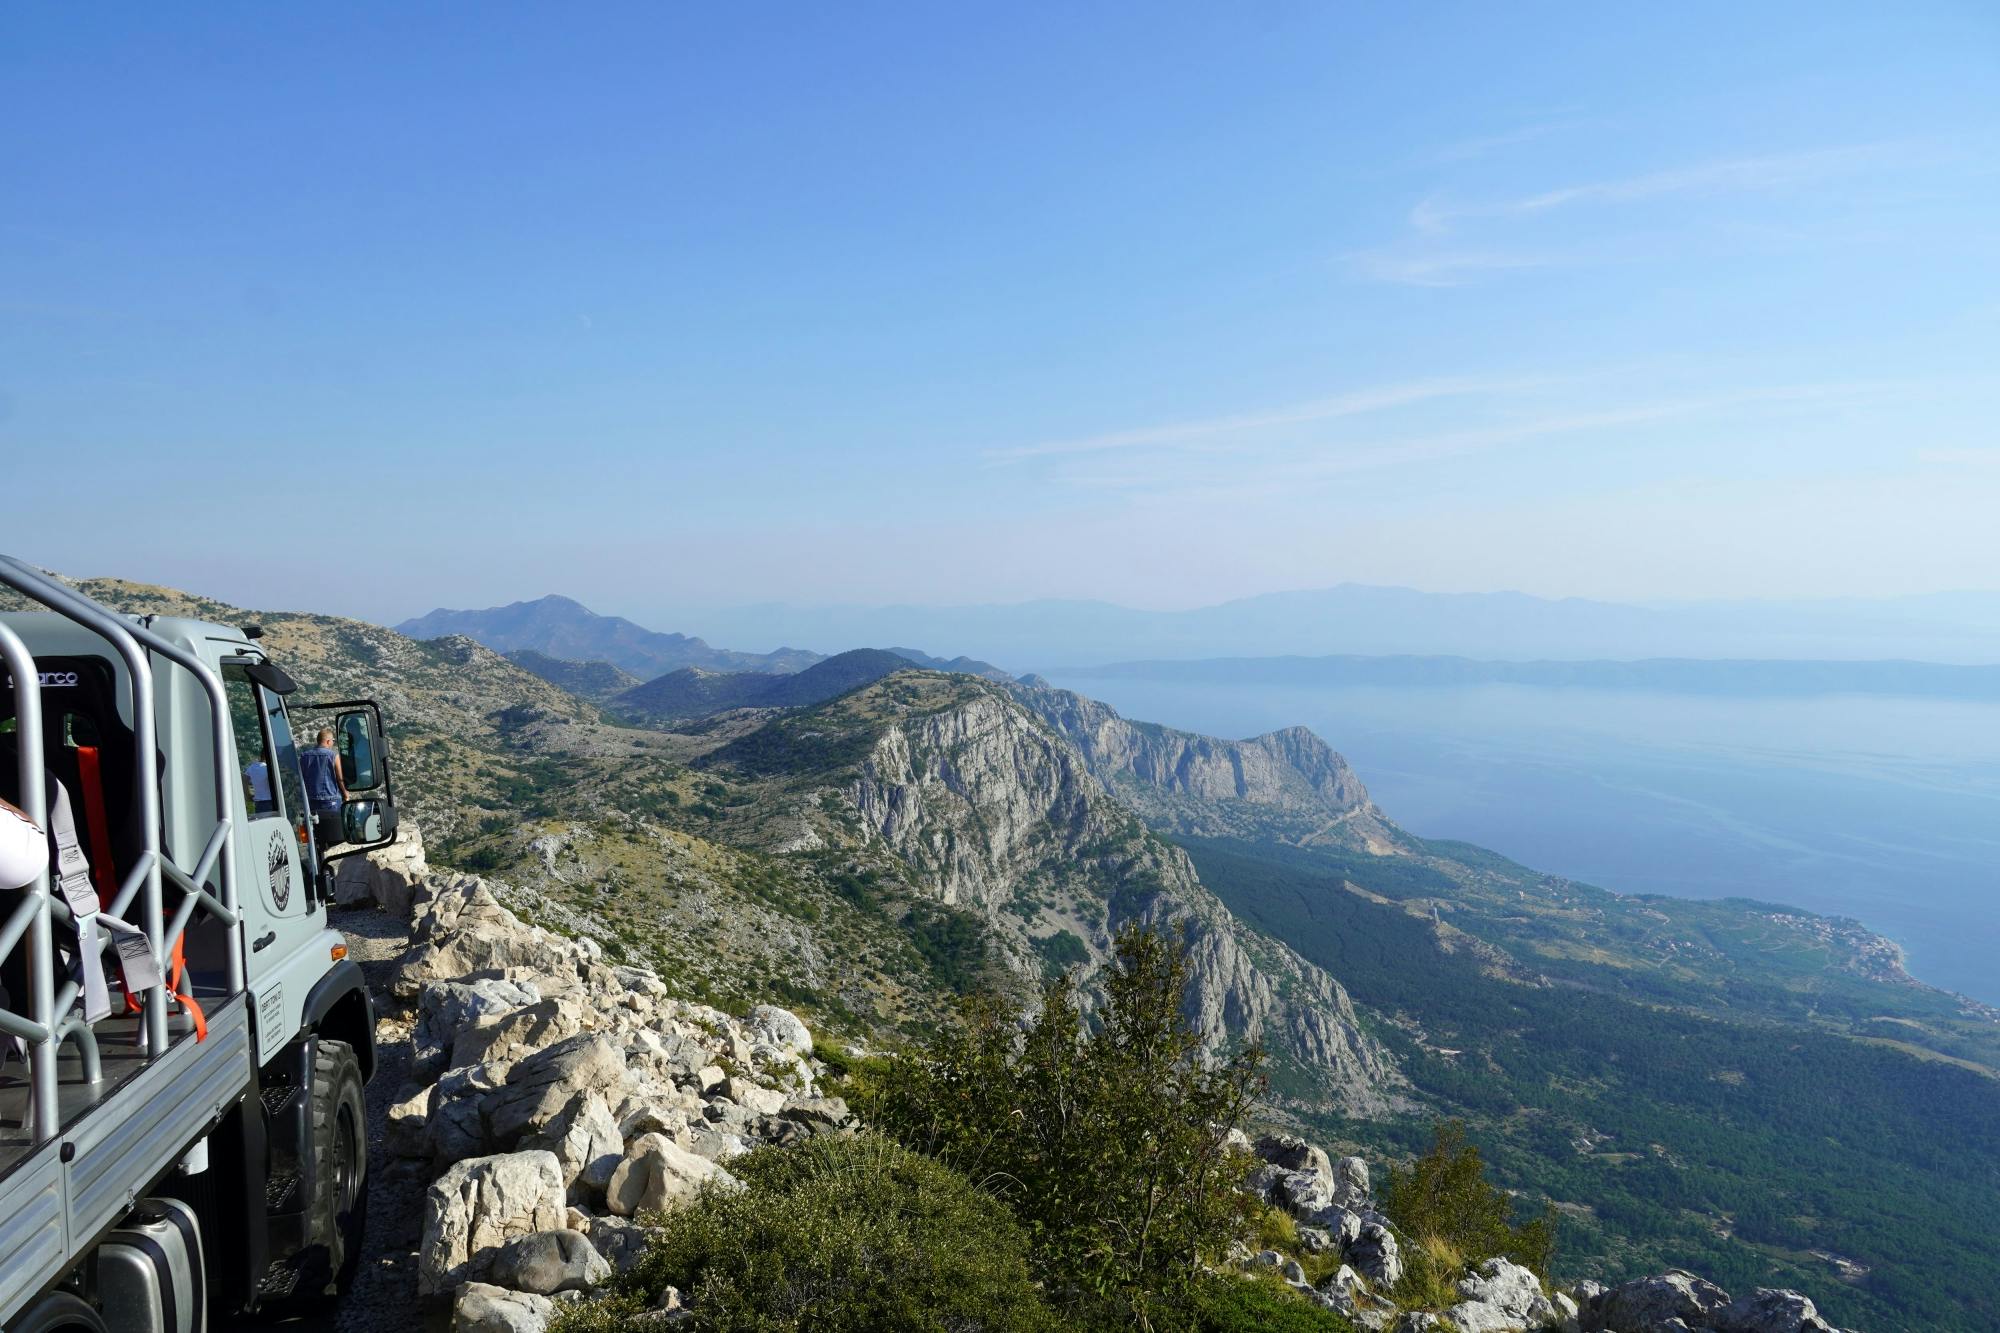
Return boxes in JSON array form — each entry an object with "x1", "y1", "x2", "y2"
[
  {"x1": 1011, "y1": 681, "x2": 1402, "y2": 850},
  {"x1": 760, "y1": 673, "x2": 1401, "y2": 1113}
]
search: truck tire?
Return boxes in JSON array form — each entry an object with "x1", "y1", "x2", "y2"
[
  {"x1": 283, "y1": 1036, "x2": 368, "y2": 1300},
  {"x1": 5, "y1": 1292, "x2": 109, "y2": 1332}
]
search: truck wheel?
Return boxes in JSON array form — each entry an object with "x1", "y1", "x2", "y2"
[
  {"x1": 6, "y1": 1292, "x2": 109, "y2": 1332},
  {"x1": 286, "y1": 1036, "x2": 368, "y2": 1298}
]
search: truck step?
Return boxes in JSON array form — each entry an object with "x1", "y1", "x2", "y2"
[
  {"x1": 264, "y1": 1167, "x2": 301, "y2": 1214},
  {"x1": 255, "y1": 1260, "x2": 301, "y2": 1302},
  {"x1": 259, "y1": 1084, "x2": 297, "y2": 1117}
]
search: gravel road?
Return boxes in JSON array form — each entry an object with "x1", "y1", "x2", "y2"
[{"x1": 227, "y1": 904, "x2": 442, "y2": 1332}]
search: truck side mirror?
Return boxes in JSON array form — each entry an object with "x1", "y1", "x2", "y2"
[
  {"x1": 336, "y1": 708, "x2": 384, "y2": 791},
  {"x1": 342, "y1": 797, "x2": 398, "y2": 845}
]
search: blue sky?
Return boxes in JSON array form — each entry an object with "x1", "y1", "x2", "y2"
[{"x1": 3, "y1": 2, "x2": 1996, "y2": 625}]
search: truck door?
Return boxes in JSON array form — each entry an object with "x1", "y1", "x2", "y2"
[
  {"x1": 296, "y1": 699, "x2": 399, "y2": 857},
  {"x1": 221, "y1": 661, "x2": 327, "y2": 1062}
]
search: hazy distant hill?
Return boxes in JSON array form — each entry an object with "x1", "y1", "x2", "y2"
[
  {"x1": 396, "y1": 594, "x2": 821, "y2": 677},
  {"x1": 606, "y1": 648, "x2": 1019, "y2": 725},
  {"x1": 1065, "y1": 653, "x2": 2000, "y2": 699},
  {"x1": 504, "y1": 648, "x2": 642, "y2": 700},
  {"x1": 680, "y1": 584, "x2": 2000, "y2": 667},
  {"x1": 608, "y1": 648, "x2": 919, "y2": 724}
]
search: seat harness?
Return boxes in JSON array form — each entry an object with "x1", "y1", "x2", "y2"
[{"x1": 47, "y1": 777, "x2": 159, "y2": 1024}]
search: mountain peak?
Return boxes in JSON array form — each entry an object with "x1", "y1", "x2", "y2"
[{"x1": 394, "y1": 596, "x2": 822, "y2": 678}]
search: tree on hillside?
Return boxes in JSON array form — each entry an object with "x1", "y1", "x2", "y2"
[
  {"x1": 1384, "y1": 1119, "x2": 1556, "y2": 1302},
  {"x1": 867, "y1": 925, "x2": 1267, "y2": 1330}
]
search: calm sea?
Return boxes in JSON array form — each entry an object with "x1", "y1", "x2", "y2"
[{"x1": 1045, "y1": 673, "x2": 2000, "y2": 1006}]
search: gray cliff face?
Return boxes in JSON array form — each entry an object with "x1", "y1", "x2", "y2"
[
  {"x1": 841, "y1": 681, "x2": 1401, "y2": 1116},
  {"x1": 1011, "y1": 683, "x2": 1401, "y2": 851}
]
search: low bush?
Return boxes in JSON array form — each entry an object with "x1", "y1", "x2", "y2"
[
  {"x1": 1384, "y1": 1120, "x2": 1556, "y2": 1302},
  {"x1": 1188, "y1": 1274, "x2": 1357, "y2": 1332},
  {"x1": 866, "y1": 925, "x2": 1266, "y2": 1328},
  {"x1": 550, "y1": 1134, "x2": 1058, "y2": 1333}
]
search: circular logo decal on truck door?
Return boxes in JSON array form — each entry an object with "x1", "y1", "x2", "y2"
[{"x1": 267, "y1": 831, "x2": 292, "y2": 911}]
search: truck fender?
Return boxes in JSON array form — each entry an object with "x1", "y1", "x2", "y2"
[{"x1": 301, "y1": 959, "x2": 375, "y2": 1082}]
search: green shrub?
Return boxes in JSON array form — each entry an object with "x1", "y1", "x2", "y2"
[
  {"x1": 549, "y1": 1134, "x2": 1059, "y2": 1333},
  {"x1": 1188, "y1": 1274, "x2": 1357, "y2": 1332},
  {"x1": 866, "y1": 925, "x2": 1266, "y2": 1327},
  {"x1": 1384, "y1": 1120, "x2": 1556, "y2": 1295}
]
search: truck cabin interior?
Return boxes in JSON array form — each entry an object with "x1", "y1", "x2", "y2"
[{"x1": 0, "y1": 652, "x2": 231, "y2": 1172}]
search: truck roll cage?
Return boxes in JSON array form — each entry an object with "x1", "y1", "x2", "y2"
[{"x1": 0, "y1": 556, "x2": 244, "y2": 1144}]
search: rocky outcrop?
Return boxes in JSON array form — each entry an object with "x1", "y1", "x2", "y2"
[
  {"x1": 333, "y1": 819, "x2": 429, "y2": 916},
  {"x1": 1576, "y1": 1272, "x2": 1849, "y2": 1333},
  {"x1": 1011, "y1": 682, "x2": 1401, "y2": 850},
  {"x1": 1237, "y1": 1133, "x2": 1853, "y2": 1333},
  {"x1": 830, "y1": 677, "x2": 1402, "y2": 1115},
  {"x1": 363, "y1": 861, "x2": 854, "y2": 1325}
]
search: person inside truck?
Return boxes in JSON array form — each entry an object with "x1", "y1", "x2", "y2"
[
  {"x1": 245, "y1": 756, "x2": 275, "y2": 816},
  {"x1": 298, "y1": 727, "x2": 347, "y2": 857},
  {"x1": 0, "y1": 794, "x2": 45, "y2": 890}
]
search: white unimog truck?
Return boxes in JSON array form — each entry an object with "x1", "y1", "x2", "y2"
[{"x1": 0, "y1": 557, "x2": 399, "y2": 1331}]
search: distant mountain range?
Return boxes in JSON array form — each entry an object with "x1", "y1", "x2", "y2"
[
  {"x1": 396, "y1": 595, "x2": 822, "y2": 677},
  {"x1": 1059, "y1": 654, "x2": 2000, "y2": 700},
  {"x1": 665, "y1": 584, "x2": 2000, "y2": 669}
]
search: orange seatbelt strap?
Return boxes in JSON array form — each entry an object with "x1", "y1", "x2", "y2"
[{"x1": 79, "y1": 745, "x2": 207, "y2": 1041}]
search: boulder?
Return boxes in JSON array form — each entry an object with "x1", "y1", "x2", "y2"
[
  {"x1": 452, "y1": 1282, "x2": 555, "y2": 1333},
  {"x1": 1347, "y1": 1222, "x2": 1403, "y2": 1288},
  {"x1": 1256, "y1": 1133, "x2": 1334, "y2": 1182},
  {"x1": 1272, "y1": 1166, "x2": 1338, "y2": 1218},
  {"x1": 1335, "y1": 1154, "x2": 1371, "y2": 1203},
  {"x1": 332, "y1": 821, "x2": 428, "y2": 916},
  {"x1": 1583, "y1": 1270, "x2": 1731, "y2": 1333},
  {"x1": 588, "y1": 1215, "x2": 655, "y2": 1274},
  {"x1": 456, "y1": 996, "x2": 591, "y2": 1072},
  {"x1": 720, "y1": 1077, "x2": 787, "y2": 1117},
  {"x1": 745, "y1": 1003, "x2": 812, "y2": 1055},
  {"x1": 522, "y1": 1088, "x2": 623, "y2": 1193},
  {"x1": 414, "y1": 978, "x2": 541, "y2": 1077},
  {"x1": 1713, "y1": 1288, "x2": 1840, "y2": 1333},
  {"x1": 400, "y1": 919, "x2": 590, "y2": 1000},
  {"x1": 386, "y1": 1083, "x2": 432, "y2": 1159},
  {"x1": 682, "y1": 1126, "x2": 750, "y2": 1162},
  {"x1": 605, "y1": 1132, "x2": 740, "y2": 1217},
  {"x1": 1315, "y1": 1204, "x2": 1365, "y2": 1249},
  {"x1": 489, "y1": 1228, "x2": 611, "y2": 1295},
  {"x1": 419, "y1": 1150, "x2": 567, "y2": 1299},
  {"x1": 429, "y1": 1063, "x2": 507, "y2": 1162},
  {"x1": 483, "y1": 1034, "x2": 630, "y2": 1150},
  {"x1": 1447, "y1": 1257, "x2": 1558, "y2": 1332}
]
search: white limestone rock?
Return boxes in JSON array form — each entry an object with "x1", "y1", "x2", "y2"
[
  {"x1": 452, "y1": 1282, "x2": 555, "y2": 1333},
  {"x1": 420, "y1": 1150, "x2": 567, "y2": 1299},
  {"x1": 604, "y1": 1131, "x2": 741, "y2": 1217}
]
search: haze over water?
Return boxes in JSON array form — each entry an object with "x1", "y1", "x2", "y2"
[{"x1": 1047, "y1": 672, "x2": 2000, "y2": 1006}]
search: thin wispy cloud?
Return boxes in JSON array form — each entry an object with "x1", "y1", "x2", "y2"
[
  {"x1": 1357, "y1": 142, "x2": 1925, "y2": 286},
  {"x1": 1345, "y1": 250, "x2": 1556, "y2": 287},
  {"x1": 985, "y1": 375, "x2": 1543, "y2": 463},
  {"x1": 1021, "y1": 380, "x2": 1909, "y2": 506},
  {"x1": 1426, "y1": 117, "x2": 1591, "y2": 165}
]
